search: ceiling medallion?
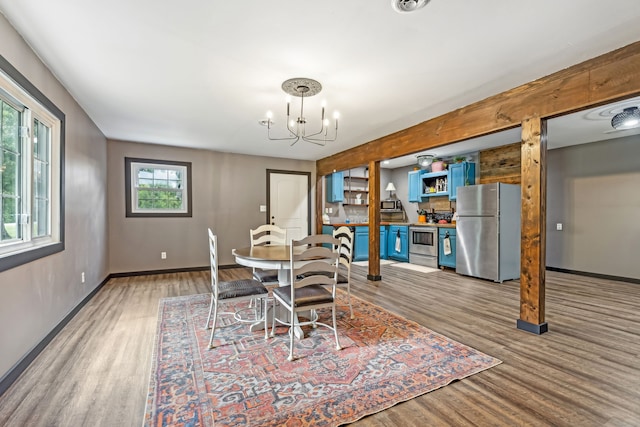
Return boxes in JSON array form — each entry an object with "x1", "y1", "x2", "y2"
[{"x1": 260, "y1": 78, "x2": 339, "y2": 146}]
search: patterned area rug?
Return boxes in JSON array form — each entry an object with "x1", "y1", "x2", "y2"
[{"x1": 144, "y1": 291, "x2": 501, "y2": 426}]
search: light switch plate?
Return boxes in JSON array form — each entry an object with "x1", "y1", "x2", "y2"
[
  {"x1": 556, "y1": 223, "x2": 563, "y2": 230},
  {"x1": 259, "y1": 205, "x2": 267, "y2": 212}
]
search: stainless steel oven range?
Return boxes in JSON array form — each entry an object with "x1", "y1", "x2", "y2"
[{"x1": 409, "y1": 226, "x2": 438, "y2": 268}]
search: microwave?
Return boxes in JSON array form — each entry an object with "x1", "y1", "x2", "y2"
[{"x1": 381, "y1": 199, "x2": 402, "y2": 212}]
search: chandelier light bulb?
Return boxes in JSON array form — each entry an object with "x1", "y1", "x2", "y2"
[
  {"x1": 333, "y1": 111, "x2": 340, "y2": 119},
  {"x1": 266, "y1": 111, "x2": 273, "y2": 119}
]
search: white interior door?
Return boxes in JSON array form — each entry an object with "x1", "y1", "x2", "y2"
[{"x1": 268, "y1": 172, "x2": 309, "y2": 241}]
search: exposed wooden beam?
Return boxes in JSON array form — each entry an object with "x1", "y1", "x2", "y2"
[
  {"x1": 518, "y1": 118, "x2": 548, "y2": 334},
  {"x1": 317, "y1": 41, "x2": 640, "y2": 177}
]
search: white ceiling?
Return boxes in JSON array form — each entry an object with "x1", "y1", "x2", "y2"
[{"x1": 1, "y1": 0, "x2": 639, "y2": 166}]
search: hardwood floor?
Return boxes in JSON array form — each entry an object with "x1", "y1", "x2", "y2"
[{"x1": 0, "y1": 266, "x2": 638, "y2": 426}]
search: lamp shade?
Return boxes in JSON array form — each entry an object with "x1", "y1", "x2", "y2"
[{"x1": 385, "y1": 183, "x2": 396, "y2": 192}]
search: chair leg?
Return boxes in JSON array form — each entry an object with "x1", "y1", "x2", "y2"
[
  {"x1": 263, "y1": 297, "x2": 270, "y2": 340},
  {"x1": 270, "y1": 299, "x2": 277, "y2": 338},
  {"x1": 205, "y1": 293, "x2": 214, "y2": 329},
  {"x1": 288, "y1": 309, "x2": 296, "y2": 361},
  {"x1": 347, "y1": 285, "x2": 354, "y2": 320},
  {"x1": 208, "y1": 299, "x2": 220, "y2": 349},
  {"x1": 332, "y1": 306, "x2": 342, "y2": 351}
]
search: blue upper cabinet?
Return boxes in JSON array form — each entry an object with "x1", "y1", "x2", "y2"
[
  {"x1": 448, "y1": 162, "x2": 475, "y2": 201},
  {"x1": 408, "y1": 170, "x2": 422, "y2": 202},
  {"x1": 325, "y1": 171, "x2": 344, "y2": 203},
  {"x1": 420, "y1": 170, "x2": 449, "y2": 198}
]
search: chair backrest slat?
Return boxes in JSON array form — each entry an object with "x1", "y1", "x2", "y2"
[
  {"x1": 333, "y1": 226, "x2": 353, "y2": 270},
  {"x1": 290, "y1": 234, "x2": 340, "y2": 291},
  {"x1": 250, "y1": 224, "x2": 286, "y2": 247}
]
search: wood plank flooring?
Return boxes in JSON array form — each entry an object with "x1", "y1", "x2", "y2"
[{"x1": 0, "y1": 266, "x2": 638, "y2": 426}]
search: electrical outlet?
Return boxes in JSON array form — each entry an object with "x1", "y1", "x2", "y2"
[
  {"x1": 161, "y1": 251, "x2": 167, "y2": 259},
  {"x1": 81, "y1": 272, "x2": 85, "y2": 283}
]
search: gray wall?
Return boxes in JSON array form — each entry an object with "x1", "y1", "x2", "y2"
[
  {"x1": 107, "y1": 140, "x2": 316, "y2": 270},
  {"x1": 547, "y1": 135, "x2": 640, "y2": 279},
  {"x1": 0, "y1": 16, "x2": 109, "y2": 379}
]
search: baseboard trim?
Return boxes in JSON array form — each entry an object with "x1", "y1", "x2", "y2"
[
  {"x1": 546, "y1": 267, "x2": 639, "y2": 284},
  {"x1": 0, "y1": 275, "x2": 110, "y2": 397},
  {"x1": 109, "y1": 265, "x2": 209, "y2": 278}
]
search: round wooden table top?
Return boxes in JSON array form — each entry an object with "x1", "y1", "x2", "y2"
[{"x1": 233, "y1": 245, "x2": 306, "y2": 262}]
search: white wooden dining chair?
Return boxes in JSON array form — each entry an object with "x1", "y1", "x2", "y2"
[
  {"x1": 205, "y1": 228, "x2": 270, "y2": 348},
  {"x1": 298, "y1": 226, "x2": 355, "y2": 319},
  {"x1": 249, "y1": 224, "x2": 287, "y2": 284},
  {"x1": 270, "y1": 234, "x2": 342, "y2": 361},
  {"x1": 332, "y1": 226, "x2": 355, "y2": 319}
]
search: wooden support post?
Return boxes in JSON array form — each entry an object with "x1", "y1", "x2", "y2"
[
  {"x1": 316, "y1": 173, "x2": 324, "y2": 235},
  {"x1": 368, "y1": 161, "x2": 381, "y2": 281},
  {"x1": 518, "y1": 117, "x2": 548, "y2": 334}
]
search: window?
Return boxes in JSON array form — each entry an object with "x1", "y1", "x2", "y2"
[
  {"x1": 0, "y1": 55, "x2": 64, "y2": 272},
  {"x1": 125, "y1": 158, "x2": 192, "y2": 217}
]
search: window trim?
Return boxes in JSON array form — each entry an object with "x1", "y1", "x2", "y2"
[
  {"x1": 0, "y1": 54, "x2": 65, "y2": 273},
  {"x1": 125, "y1": 157, "x2": 192, "y2": 218}
]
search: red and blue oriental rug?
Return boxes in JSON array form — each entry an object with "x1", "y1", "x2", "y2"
[{"x1": 144, "y1": 291, "x2": 501, "y2": 426}]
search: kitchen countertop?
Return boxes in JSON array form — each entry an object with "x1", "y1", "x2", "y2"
[
  {"x1": 324, "y1": 222, "x2": 455, "y2": 228},
  {"x1": 412, "y1": 222, "x2": 456, "y2": 228}
]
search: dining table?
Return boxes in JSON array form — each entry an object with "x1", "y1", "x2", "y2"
[{"x1": 232, "y1": 244, "x2": 316, "y2": 339}]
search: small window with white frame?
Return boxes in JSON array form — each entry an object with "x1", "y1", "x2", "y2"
[
  {"x1": 125, "y1": 157, "x2": 192, "y2": 217},
  {"x1": 1, "y1": 55, "x2": 64, "y2": 273}
]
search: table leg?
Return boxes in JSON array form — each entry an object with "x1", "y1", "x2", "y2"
[{"x1": 277, "y1": 269, "x2": 290, "y2": 286}]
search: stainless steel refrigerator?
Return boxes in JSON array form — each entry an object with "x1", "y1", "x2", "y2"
[{"x1": 455, "y1": 183, "x2": 521, "y2": 282}]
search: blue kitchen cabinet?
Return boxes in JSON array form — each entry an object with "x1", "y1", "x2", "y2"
[
  {"x1": 325, "y1": 171, "x2": 344, "y2": 203},
  {"x1": 387, "y1": 225, "x2": 409, "y2": 262},
  {"x1": 438, "y1": 227, "x2": 456, "y2": 268},
  {"x1": 420, "y1": 170, "x2": 449, "y2": 198},
  {"x1": 353, "y1": 226, "x2": 388, "y2": 262},
  {"x1": 380, "y1": 226, "x2": 388, "y2": 260},
  {"x1": 408, "y1": 170, "x2": 422, "y2": 202},
  {"x1": 322, "y1": 225, "x2": 335, "y2": 249},
  {"x1": 353, "y1": 226, "x2": 369, "y2": 261},
  {"x1": 448, "y1": 162, "x2": 475, "y2": 201}
]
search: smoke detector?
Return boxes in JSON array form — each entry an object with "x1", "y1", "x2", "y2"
[{"x1": 392, "y1": 0, "x2": 431, "y2": 13}]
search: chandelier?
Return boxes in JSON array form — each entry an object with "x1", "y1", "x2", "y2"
[
  {"x1": 611, "y1": 106, "x2": 640, "y2": 130},
  {"x1": 260, "y1": 78, "x2": 339, "y2": 146}
]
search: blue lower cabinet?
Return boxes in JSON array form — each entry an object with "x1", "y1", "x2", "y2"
[
  {"x1": 322, "y1": 225, "x2": 335, "y2": 249},
  {"x1": 387, "y1": 225, "x2": 409, "y2": 262},
  {"x1": 438, "y1": 228, "x2": 456, "y2": 268},
  {"x1": 353, "y1": 226, "x2": 369, "y2": 261},
  {"x1": 352, "y1": 226, "x2": 388, "y2": 262}
]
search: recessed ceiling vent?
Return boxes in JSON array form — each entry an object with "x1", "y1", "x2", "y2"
[{"x1": 392, "y1": 0, "x2": 431, "y2": 13}]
